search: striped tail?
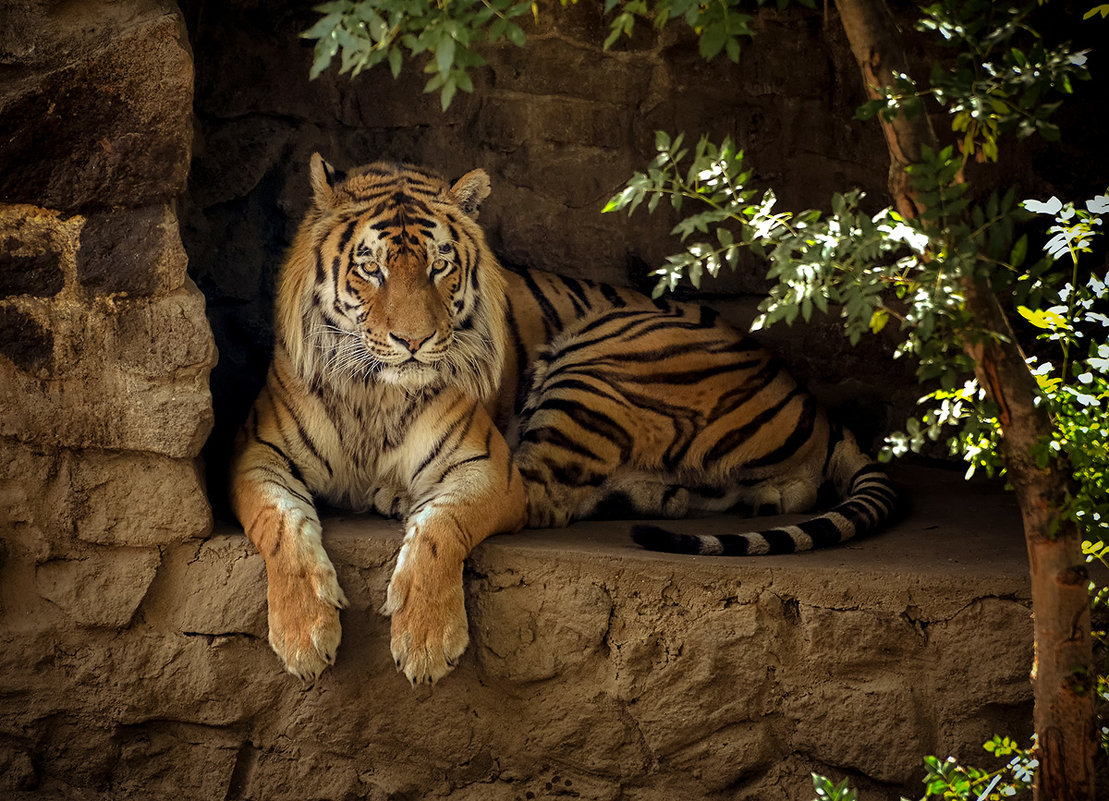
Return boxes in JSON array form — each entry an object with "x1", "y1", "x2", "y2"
[{"x1": 631, "y1": 465, "x2": 899, "y2": 556}]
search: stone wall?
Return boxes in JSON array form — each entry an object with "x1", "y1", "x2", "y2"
[
  {"x1": 3, "y1": 466, "x2": 1038, "y2": 801},
  {"x1": 0, "y1": 0, "x2": 216, "y2": 789}
]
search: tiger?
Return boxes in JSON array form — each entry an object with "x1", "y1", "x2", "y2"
[{"x1": 229, "y1": 155, "x2": 899, "y2": 685}]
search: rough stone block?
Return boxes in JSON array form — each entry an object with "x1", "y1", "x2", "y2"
[
  {"x1": 477, "y1": 95, "x2": 627, "y2": 149},
  {"x1": 0, "y1": 442, "x2": 211, "y2": 557},
  {"x1": 110, "y1": 281, "x2": 218, "y2": 377},
  {"x1": 490, "y1": 16, "x2": 656, "y2": 83},
  {"x1": 34, "y1": 547, "x2": 162, "y2": 628},
  {"x1": 0, "y1": 0, "x2": 193, "y2": 210},
  {"x1": 77, "y1": 204, "x2": 189, "y2": 296},
  {"x1": 650, "y1": 721, "x2": 774, "y2": 794},
  {"x1": 0, "y1": 469, "x2": 1042, "y2": 800},
  {"x1": 930, "y1": 598, "x2": 1034, "y2": 707},
  {"x1": 787, "y1": 679, "x2": 930, "y2": 783},
  {"x1": 142, "y1": 536, "x2": 266, "y2": 637},
  {"x1": 111, "y1": 723, "x2": 241, "y2": 800},
  {"x1": 472, "y1": 573, "x2": 611, "y2": 683},
  {"x1": 0, "y1": 281, "x2": 216, "y2": 458},
  {"x1": 799, "y1": 604, "x2": 925, "y2": 679},
  {"x1": 72, "y1": 452, "x2": 212, "y2": 546},
  {"x1": 0, "y1": 441, "x2": 76, "y2": 562}
]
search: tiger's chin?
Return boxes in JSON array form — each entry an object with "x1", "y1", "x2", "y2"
[{"x1": 378, "y1": 362, "x2": 445, "y2": 391}]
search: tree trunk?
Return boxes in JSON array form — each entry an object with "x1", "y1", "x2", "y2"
[{"x1": 833, "y1": 0, "x2": 1096, "y2": 798}]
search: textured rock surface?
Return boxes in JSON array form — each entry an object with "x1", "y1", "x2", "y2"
[
  {"x1": 1, "y1": 467, "x2": 1037, "y2": 800},
  {"x1": 0, "y1": 0, "x2": 193, "y2": 210},
  {"x1": 1, "y1": 14, "x2": 217, "y2": 795},
  {"x1": 0, "y1": 0, "x2": 215, "y2": 563}
]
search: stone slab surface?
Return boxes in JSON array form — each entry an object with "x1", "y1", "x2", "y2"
[{"x1": 1, "y1": 466, "x2": 1039, "y2": 800}]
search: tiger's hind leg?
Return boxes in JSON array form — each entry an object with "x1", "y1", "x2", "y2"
[{"x1": 516, "y1": 450, "x2": 693, "y2": 528}]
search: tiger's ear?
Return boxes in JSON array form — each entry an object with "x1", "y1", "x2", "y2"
[
  {"x1": 448, "y1": 169, "x2": 491, "y2": 219},
  {"x1": 309, "y1": 153, "x2": 345, "y2": 209}
]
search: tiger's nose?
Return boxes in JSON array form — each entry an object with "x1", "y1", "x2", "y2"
[{"x1": 390, "y1": 331, "x2": 434, "y2": 354}]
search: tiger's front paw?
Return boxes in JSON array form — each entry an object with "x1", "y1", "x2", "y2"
[
  {"x1": 267, "y1": 558, "x2": 349, "y2": 682},
  {"x1": 382, "y1": 552, "x2": 469, "y2": 685}
]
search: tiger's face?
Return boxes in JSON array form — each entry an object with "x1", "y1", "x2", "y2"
[
  {"x1": 331, "y1": 215, "x2": 460, "y2": 389},
  {"x1": 284, "y1": 156, "x2": 505, "y2": 398}
]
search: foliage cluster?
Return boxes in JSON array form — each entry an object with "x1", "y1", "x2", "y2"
[
  {"x1": 600, "y1": 0, "x2": 813, "y2": 60},
  {"x1": 302, "y1": 0, "x2": 534, "y2": 109},
  {"x1": 303, "y1": 0, "x2": 822, "y2": 108},
  {"x1": 600, "y1": 1, "x2": 1106, "y2": 792},
  {"x1": 812, "y1": 736, "x2": 1038, "y2": 800},
  {"x1": 601, "y1": 1, "x2": 1103, "y2": 534}
]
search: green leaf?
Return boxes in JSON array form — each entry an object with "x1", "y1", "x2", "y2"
[
  {"x1": 725, "y1": 37, "x2": 741, "y2": 63},
  {"x1": 310, "y1": 34, "x2": 340, "y2": 79},
  {"x1": 698, "y1": 25, "x2": 728, "y2": 61},
  {"x1": 302, "y1": 11, "x2": 344, "y2": 40},
  {"x1": 603, "y1": 20, "x2": 624, "y2": 51},
  {"x1": 436, "y1": 35, "x2": 456, "y2": 76},
  {"x1": 505, "y1": 22, "x2": 526, "y2": 48}
]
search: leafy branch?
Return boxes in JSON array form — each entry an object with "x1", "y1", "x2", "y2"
[{"x1": 302, "y1": 0, "x2": 533, "y2": 110}]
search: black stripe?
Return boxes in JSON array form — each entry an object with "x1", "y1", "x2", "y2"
[
  {"x1": 758, "y1": 529, "x2": 798, "y2": 554},
  {"x1": 412, "y1": 404, "x2": 474, "y2": 480},
  {"x1": 558, "y1": 274, "x2": 592, "y2": 317},
  {"x1": 600, "y1": 282, "x2": 627, "y2": 308},
  {"x1": 520, "y1": 426, "x2": 603, "y2": 462},
  {"x1": 436, "y1": 452, "x2": 491, "y2": 484},
  {"x1": 253, "y1": 431, "x2": 307, "y2": 490},
  {"x1": 632, "y1": 525, "x2": 703, "y2": 554},
  {"x1": 271, "y1": 372, "x2": 334, "y2": 476},
  {"x1": 744, "y1": 395, "x2": 818, "y2": 469},
  {"x1": 520, "y1": 270, "x2": 561, "y2": 337},
  {"x1": 717, "y1": 533, "x2": 751, "y2": 555},
  {"x1": 336, "y1": 218, "x2": 359, "y2": 256},
  {"x1": 621, "y1": 359, "x2": 759, "y2": 387},
  {"x1": 535, "y1": 398, "x2": 634, "y2": 460},
  {"x1": 257, "y1": 477, "x2": 313, "y2": 507},
  {"x1": 697, "y1": 305, "x2": 719, "y2": 328},
  {"x1": 704, "y1": 387, "x2": 802, "y2": 465},
  {"x1": 707, "y1": 358, "x2": 783, "y2": 419},
  {"x1": 798, "y1": 516, "x2": 845, "y2": 548},
  {"x1": 504, "y1": 297, "x2": 532, "y2": 415}
]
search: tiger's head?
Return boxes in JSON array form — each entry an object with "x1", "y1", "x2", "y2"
[{"x1": 276, "y1": 155, "x2": 508, "y2": 401}]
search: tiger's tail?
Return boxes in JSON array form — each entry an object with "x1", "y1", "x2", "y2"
[{"x1": 631, "y1": 433, "x2": 900, "y2": 556}]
